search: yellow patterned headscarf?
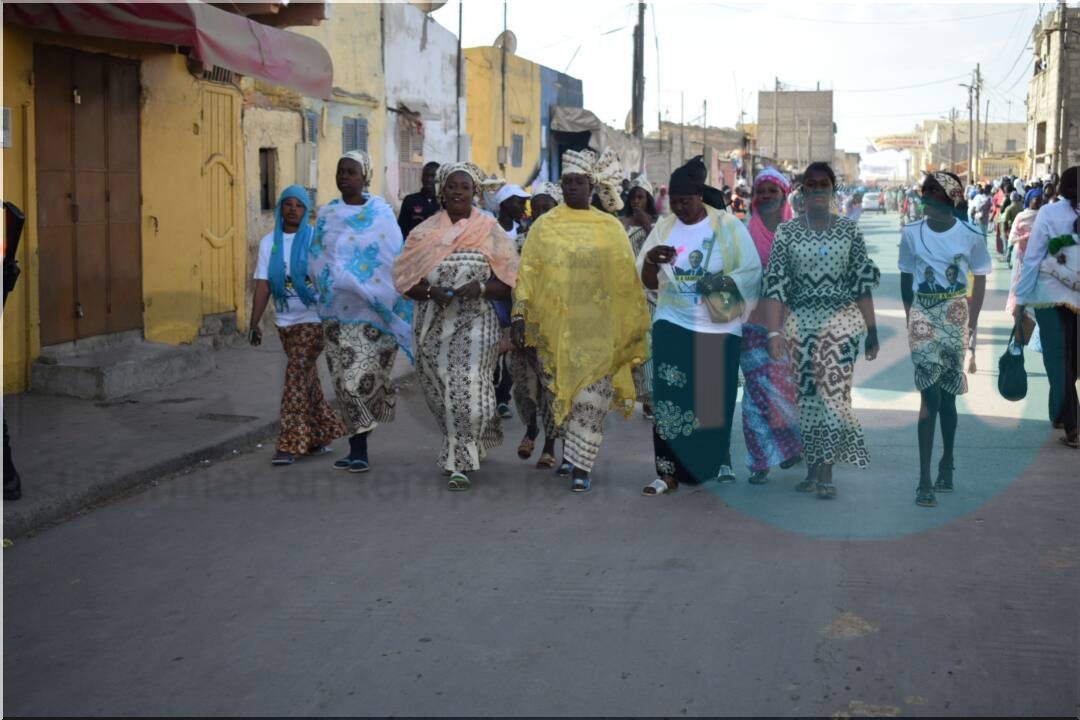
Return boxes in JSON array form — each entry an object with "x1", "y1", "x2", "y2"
[
  {"x1": 435, "y1": 162, "x2": 485, "y2": 198},
  {"x1": 512, "y1": 203, "x2": 650, "y2": 423},
  {"x1": 562, "y1": 148, "x2": 624, "y2": 213}
]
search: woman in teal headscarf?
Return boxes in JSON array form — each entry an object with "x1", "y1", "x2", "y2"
[{"x1": 250, "y1": 185, "x2": 346, "y2": 466}]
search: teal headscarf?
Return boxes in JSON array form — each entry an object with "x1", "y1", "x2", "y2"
[{"x1": 268, "y1": 185, "x2": 317, "y2": 311}]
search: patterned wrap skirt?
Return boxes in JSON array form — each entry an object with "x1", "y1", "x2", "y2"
[
  {"x1": 739, "y1": 323, "x2": 804, "y2": 472},
  {"x1": 323, "y1": 319, "x2": 401, "y2": 436},
  {"x1": 908, "y1": 295, "x2": 970, "y2": 396},
  {"x1": 275, "y1": 322, "x2": 347, "y2": 454},
  {"x1": 414, "y1": 249, "x2": 504, "y2": 472},
  {"x1": 784, "y1": 302, "x2": 871, "y2": 468},
  {"x1": 508, "y1": 348, "x2": 560, "y2": 439}
]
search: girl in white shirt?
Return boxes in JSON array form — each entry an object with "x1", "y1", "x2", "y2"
[{"x1": 899, "y1": 171, "x2": 992, "y2": 506}]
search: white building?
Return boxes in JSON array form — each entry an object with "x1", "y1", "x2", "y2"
[{"x1": 382, "y1": 3, "x2": 464, "y2": 209}]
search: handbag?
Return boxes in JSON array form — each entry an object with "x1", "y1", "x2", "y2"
[
  {"x1": 489, "y1": 297, "x2": 512, "y2": 328},
  {"x1": 695, "y1": 230, "x2": 745, "y2": 323},
  {"x1": 997, "y1": 325, "x2": 1028, "y2": 402}
]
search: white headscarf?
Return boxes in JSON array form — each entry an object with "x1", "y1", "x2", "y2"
[{"x1": 340, "y1": 150, "x2": 372, "y2": 181}]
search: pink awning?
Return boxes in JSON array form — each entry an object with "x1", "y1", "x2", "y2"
[{"x1": 4, "y1": 1, "x2": 333, "y2": 99}]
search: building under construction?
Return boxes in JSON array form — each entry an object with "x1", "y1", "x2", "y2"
[{"x1": 755, "y1": 89, "x2": 836, "y2": 172}]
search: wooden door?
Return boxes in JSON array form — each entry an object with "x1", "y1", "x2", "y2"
[
  {"x1": 199, "y1": 85, "x2": 240, "y2": 316},
  {"x1": 34, "y1": 45, "x2": 142, "y2": 345}
]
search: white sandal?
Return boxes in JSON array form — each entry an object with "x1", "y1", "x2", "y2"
[{"x1": 642, "y1": 477, "x2": 676, "y2": 496}]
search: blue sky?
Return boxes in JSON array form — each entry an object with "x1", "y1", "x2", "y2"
[{"x1": 431, "y1": 1, "x2": 1044, "y2": 154}]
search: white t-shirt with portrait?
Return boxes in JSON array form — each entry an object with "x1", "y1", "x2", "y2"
[
  {"x1": 898, "y1": 219, "x2": 992, "y2": 296},
  {"x1": 653, "y1": 215, "x2": 746, "y2": 335},
  {"x1": 253, "y1": 231, "x2": 321, "y2": 327}
]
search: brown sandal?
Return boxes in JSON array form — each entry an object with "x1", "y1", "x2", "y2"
[
  {"x1": 535, "y1": 453, "x2": 557, "y2": 469},
  {"x1": 518, "y1": 436, "x2": 536, "y2": 460}
]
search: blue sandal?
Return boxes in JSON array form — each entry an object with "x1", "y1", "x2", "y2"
[
  {"x1": 571, "y1": 475, "x2": 591, "y2": 493},
  {"x1": 334, "y1": 456, "x2": 369, "y2": 473}
]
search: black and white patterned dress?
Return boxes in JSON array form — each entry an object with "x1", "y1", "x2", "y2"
[
  {"x1": 762, "y1": 216, "x2": 880, "y2": 468},
  {"x1": 413, "y1": 249, "x2": 503, "y2": 472}
]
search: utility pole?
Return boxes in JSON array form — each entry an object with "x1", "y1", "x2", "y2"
[
  {"x1": 499, "y1": 1, "x2": 507, "y2": 172},
  {"x1": 793, "y1": 103, "x2": 800, "y2": 169},
  {"x1": 984, "y1": 99, "x2": 990, "y2": 154},
  {"x1": 1055, "y1": 0, "x2": 1069, "y2": 174},
  {"x1": 702, "y1": 100, "x2": 707, "y2": 155},
  {"x1": 631, "y1": 2, "x2": 645, "y2": 138},
  {"x1": 772, "y1": 77, "x2": 779, "y2": 164},
  {"x1": 807, "y1": 118, "x2": 812, "y2": 163},
  {"x1": 456, "y1": 0, "x2": 463, "y2": 160},
  {"x1": 950, "y1": 107, "x2": 957, "y2": 172},
  {"x1": 974, "y1": 63, "x2": 981, "y2": 182},
  {"x1": 680, "y1": 92, "x2": 685, "y2": 165},
  {"x1": 961, "y1": 78, "x2": 974, "y2": 182}
]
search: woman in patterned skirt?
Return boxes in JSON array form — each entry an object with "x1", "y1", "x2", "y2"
[
  {"x1": 620, "y1": 176, "x2": 659, "y2": 419},
  {"x1": 393, "y1": 163, "x2": 520, "y2": 490},
  {"x1": 308, "y1": 151, "x2": 414, "y2": 474},
  {"x1": 899, "y1": 171, "x2": 991, "y2": 507},
  {"x1": 250, "y1": 185, "x2": 346, "y2": 466},
  {"x1": 740, "y1": 168, "x2": 804, "y2": 484},
  {"x1": 761, "y1": 162, "x2": 881, "y2": 499},
  {"x1": 511, "y1": 182, "x2": 562, "y2": 468}
]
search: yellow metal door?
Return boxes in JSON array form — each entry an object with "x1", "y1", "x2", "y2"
[{"x1": 199, "y1": 85, "x2": 241, "y2": 316}]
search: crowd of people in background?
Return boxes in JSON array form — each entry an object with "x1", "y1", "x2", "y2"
[{"x1": 248, "y1": 145, "x2": 1078, "y2": 508}]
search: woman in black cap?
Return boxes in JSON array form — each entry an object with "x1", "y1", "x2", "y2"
[{"x1": 636, "y1": 157, "x2": 762, "y2": 494}]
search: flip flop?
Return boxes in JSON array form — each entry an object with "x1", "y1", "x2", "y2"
[
  {"x1": 271, "y1": 451, "x2": 295, "y2": 466},
  {"x1": 535, "y1": 453, "x2": 558, "y2": 470},
  {"x1": 556, "y1": 461, "x2": 573, "y2": 477},
  {"x1": 642, "y1": 477, "x2": 677, "y2": 496},
  {"x1": 447, "y1": 472, "x2": 470, "y2": 491},
  {"x1": 571, "y1": 475, "x2": 591, "y2": 493},
  {"x1": 517, "y1": 436, "x2": 536, "y2": 460}
]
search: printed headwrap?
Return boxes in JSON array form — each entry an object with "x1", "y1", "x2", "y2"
[
  {"x1": 340, "y1": 150, "x2": 373, "y2": 181},
  {"x1": 435, "y1": 162, "x2": 485, "y2": 198},
  {"x1": 748, "y1": 167, "x2": 794, "y2": 265},
  {"x1": 532, "y1": 181, "x2": 563, "y2": 204},
  {"x1": 927, "y1": 171, "x2": 965, "y2": 207},
  {"x1": 562, "y1": 148, "x2": 624, "y2": 212},
  {"x1": 629, "y1": 174, "x2": 654, "y2": 197},
  {"x1": 268, "y1": 185, "x2": 317, "y2": 311},
  {"x1": 753, "y1": 166, "x2": 792, "y2": 195}
]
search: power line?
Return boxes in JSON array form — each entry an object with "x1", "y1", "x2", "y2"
[
  {"x1": 708, "y1": 3, "x2": 1031, "y2": 26},
  {"x1": 778, "y1": 74, "x2": 969, "y2": 94},
  {"x1": 844, "y1": 109, "x2": 952, "y2": 119},
  {"x1": 988, "y1": 6, "x2": 1038, "y2": 93}
]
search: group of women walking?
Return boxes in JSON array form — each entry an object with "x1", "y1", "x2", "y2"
[{"x1": 249, "y1": 146, "x2": 1077, "y2": 506}]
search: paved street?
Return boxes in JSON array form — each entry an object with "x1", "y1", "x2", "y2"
[{"x1": 4, "y1": 213, "x2": 1078, "y2": 717}]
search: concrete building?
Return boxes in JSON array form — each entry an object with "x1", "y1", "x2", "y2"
[
  {"x1": 382, "y1": 3, "x2": 463, "y2": 208},
  {"x1": 464, "y1": 45, "x2": 543, "y2": 185},
  {"x1": 755, "y1": 90, "x2": 835, "y2": 172},
  {"x1": 910, "y1": 119, "x2": 1024, "y2": 179},
  {"x1": 833, "y1": 151, "x2": 862, "y2": 185},
  {"x1": 643, "y1": 121, "x2": 747, "y2": 189},
  {"x1": 1025, "y1": 4, "x2": 1080, "y2": 176},
  {"x1": 2, "y1": 2, "x2": 329, "y2": 393}
]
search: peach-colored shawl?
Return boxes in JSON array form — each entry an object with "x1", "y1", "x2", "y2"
[{"x1": 393, "y1": 209, "x2": 519, "y2": 293}]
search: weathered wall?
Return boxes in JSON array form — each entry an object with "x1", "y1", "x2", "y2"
[
  {"x1": 464, "y1": 46, "x2": 541, "y2": 184},
  {"x1": 382, "y1": 3, "x2": 460, "y2": 206},
  {"x1": 1026, "y1": 7, "x2": 1080, "y2": 176},
  {"x1": 756, "y1": 90, "x2": 835, "y2": 167},
  {"x1": 3, "y1": 28, "x2": 245, "y2": 391},
  {"x1": 240, "y1": 2, "x2": 387, "y2": 332}
]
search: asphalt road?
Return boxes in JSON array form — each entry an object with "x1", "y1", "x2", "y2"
[{"x1": 4, "y1": 213, "x2": 1078, "y2": 717}]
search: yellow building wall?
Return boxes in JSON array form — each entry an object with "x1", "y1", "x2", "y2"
[
  {"x1": 464, "y1": 47, "x2": 541, "y2": 185},
  {"x1": 3, "y1": 29, "x2": 39, "y2": 392},
  {"x1": 2, "y1": 27, "x2": 247, "y2": 391},
  {"x1": 294, "y1": 2, "x2": 385, "y2": 203}
]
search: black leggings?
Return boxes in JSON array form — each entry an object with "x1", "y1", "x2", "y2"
[{"x1": 917, "y1": 384, "x2": 958, "y2": 485}]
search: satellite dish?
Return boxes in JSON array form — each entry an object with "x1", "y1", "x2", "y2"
[{"x1": 493, "y1": 30, "x2": 517, "y2": 54}]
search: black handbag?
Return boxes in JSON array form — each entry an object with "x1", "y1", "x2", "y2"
[{"x1": 997, "y1": 325, "x2": 1028, "y2": 402}]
